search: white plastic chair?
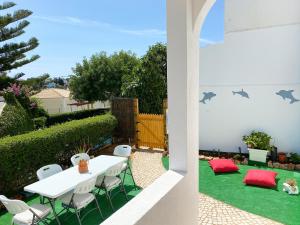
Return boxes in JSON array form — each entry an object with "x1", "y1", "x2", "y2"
[
  {"x1": 0, "y1": 195, "x2": 51, "y2": 225},
  {"x1": 36, "y1": 164, "x2": 63, "y2": 204},
  {"x1": 60, "y1": 178, "x2": 103, "y2": 225},
  {"x1": 37, "y1": 164, "x2": 63, "y2": 180},
  {"x1": 113, "y1": 145, "x2": 136, "y2": 187},
  {"x1": 70, "y1": 153, "x2": 90, "y2": 166},
  {"x1": 96, "y1": 162, "x2": 128, "y2": 211}
]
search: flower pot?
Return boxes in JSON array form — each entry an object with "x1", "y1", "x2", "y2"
[
  {"x1": 268, "y1": 161, "x2": 273, "y2": 168},
  {"x1": 248, "y1": 148, "x2": 268, "y2": 163},
  {"x1": 295, "y1": 164, "x2": 300, "y2": 171},
  {"x1": 279, "y1": 164, "x2": 288, "y2": 170},
  {"x1": 278, "y1": 152, "x2": 287, "y2": 163},
  {"x1": 78, "y1": 160, "x2": 89, "y2": 173},
  {"x1": 288, "y1": 163, "x2": 295, "y2": 171}
]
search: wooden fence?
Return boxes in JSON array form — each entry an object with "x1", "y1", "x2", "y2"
[
  {"x1": 136, "y1": 113, "x2": 166, "y2": 149},
  {"x1": 112, "y1": 98, "x2": 167, "y2": 150}
]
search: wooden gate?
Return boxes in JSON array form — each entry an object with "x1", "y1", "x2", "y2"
[{"x1": 136, "y1": 113, "x2": 166, "y2": 149}]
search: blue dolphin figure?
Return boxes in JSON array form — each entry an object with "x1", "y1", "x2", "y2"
[
  {"x1": 200, "y1": 92, "x2": 216, "y2": 104},
  {"x1": 232, "y1": 89, "x2": 249, "y2": 98},
  {"x1": 276, "y1": 90, "x2": 299, "y2": 104}
]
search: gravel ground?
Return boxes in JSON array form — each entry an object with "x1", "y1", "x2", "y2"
[{"x1": 131, "y1": 150, "x2": 283, "y2": 225}]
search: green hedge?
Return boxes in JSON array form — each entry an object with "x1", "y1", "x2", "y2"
[
  {"x1": 0, "y1": 93, "x2": 34, "y2": 138},
  {"x1": 0, "y1": 114, "x2": 117, "y2": 196},
  {"x1": 33, "y1": 116, "x2": 47, "y2": 129},
  {"x1": 47, "y1": 108, "x2": 109, "y2": 126}
]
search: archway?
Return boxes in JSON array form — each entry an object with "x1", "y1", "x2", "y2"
[{"x1": 166, "y1": 0, "x2": 216, "y2": 224}]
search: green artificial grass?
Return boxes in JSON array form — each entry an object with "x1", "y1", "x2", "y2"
[
  {"x1": 162, "y1": 157, "x2": 300, "y2": 225},
  {"x1": 0, "y1": 174, "x2": 140, "y2": 225}
]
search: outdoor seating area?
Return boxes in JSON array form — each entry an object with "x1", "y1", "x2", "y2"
[
  {"x1": 163, "y1": 157, "x2": 300, "y2": 225},
  {"x1": 0, "y1": 146, "x2": 140, "y2": 225}
]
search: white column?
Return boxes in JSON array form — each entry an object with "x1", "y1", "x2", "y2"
[
  {"x1": 167, "y1": 0, "x2": 199, "y2": 224},
  {"x1": 167, "y1": 0, "x2": 215, "y2": 224}
]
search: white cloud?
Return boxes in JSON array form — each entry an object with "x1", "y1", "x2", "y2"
[
  {"x1": 200, "y1": 38, "x2": 216, "y2": 45},
  {"x1": 33, "y1": 15, "x2": 165, "y2": 37}
]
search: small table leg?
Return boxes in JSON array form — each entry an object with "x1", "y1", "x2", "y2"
[{"x1": 49, "y1": 198, "x2": 61, "y2": 225}]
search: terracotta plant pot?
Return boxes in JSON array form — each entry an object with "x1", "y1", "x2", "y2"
[
  {"x1": 295, "y1": 164, "x2": 300, "y2": 171},
  {"x1": 268, "y1": 161, "x2": 273, "y2": 168},
  {"x1": 278, "y1": 152, "x2": 287, "y2": 163},
  {"x1": 78, "y1": 160, "x2": 89, "y2": 173},
  {"x1": 279, "y1": 164, "x2": 288, "y2": 170},
  {"x1": 234, "y1": 160, "x2": 240, "y2": 165},
  {"x1": 242, "y1": 158, "x2": 248, "y2": 165},
  {"x1": 288, "y1": 163, "x2": 295, "y2": 171}
]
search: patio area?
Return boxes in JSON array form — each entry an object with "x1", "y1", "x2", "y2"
[
  {"x1": 1, "y1": 148, "x2": 299, "y2": 225},
  {"x1": 134, "y1": 150, "x2": 294, "y2": 225}
]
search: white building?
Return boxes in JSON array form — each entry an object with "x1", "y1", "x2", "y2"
[
  {"x1": 33, "y1": 88, "x2": 109, "y2": 114},
  {"x1": 199, "y1": 0, "x2": 300, "y2": 154},
  {"x1": 103, "y1": 1, "x2": 300, "y2": 225}
]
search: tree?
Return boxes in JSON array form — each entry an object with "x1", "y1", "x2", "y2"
[
  {"x1": 20, "y1": 73, "x2": 49, "y2": 92},
  {"x1": 0, "y1": 1, "x2": 39, "y2": 87},
  {"x1": 69, "y1": 51, "x2": 139, "y2": 102},
  {"x1": 122, "y1": 43, "x2": 167, "y2": 114},
  {"x1": 52, "y1": 77, "x2": 65, "y2": 86}
]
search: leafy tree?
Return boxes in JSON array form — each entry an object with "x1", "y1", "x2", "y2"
[
  {"x1": 52, "y1": 77, "x2": 65, "y2": 86},
  {"x1": 122, "y1": 43, "x2": 167, "y2": 114},
  {"x1": 20, "y1": 73, "x2": 49, "y2": 91},
  {"x1": 0, "y1": 1, "x2": 39, "y2": 88},
  {"x1": 69, "y1": 51, "x2": 139, "y2": 102}
]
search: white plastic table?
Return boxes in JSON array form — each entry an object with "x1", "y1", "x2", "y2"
[{"x1": 24, "y1": 155, "x2": 126, "y2": 225}]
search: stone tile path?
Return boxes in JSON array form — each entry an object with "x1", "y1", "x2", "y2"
[{"x1": 131, "y1": 150, "x2": 283, "y2": 225}]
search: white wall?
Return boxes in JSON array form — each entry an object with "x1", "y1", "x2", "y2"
[
  {"x1": 199, "y1": 24, "x2": 300, "y2": 153},
  {"x1": 39, "y1": 98, "x2": 109, "y2": 114},
  {"x1": 225, "y1": 0, "x2": 300, "y2": 33}
]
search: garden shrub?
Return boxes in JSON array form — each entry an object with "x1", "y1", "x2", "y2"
[
  {"x1": 33, "y1": 116, "x2": 47, "y2": 129},
  {"x1": 47, "y1": 108, "x2": 109, "y2": 126},
  {"x1": 0, "y1": 92, "x2": 34, "y2": 138},
  {"x1": 0, "y1": 114, "x2": 117, "y2": 196}
]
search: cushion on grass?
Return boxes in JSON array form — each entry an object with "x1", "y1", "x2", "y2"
[
  {"x1": 209, "y1": 159, "x2": 239, "y2": 173},
  {"x1": 243, "y1": 169, "x2": 277, "y2": 188}
]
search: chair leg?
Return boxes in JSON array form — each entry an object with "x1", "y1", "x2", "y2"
[
  {"x1": 105, "y1": 189, "x2": 114, "y2": 211},
  {"x1": 75, "y1": 209, "x2": 82, "y2": 225},
  {"x1": 127, "y1": 164, "x2": 137, "y2": 188},
  {"x1": 121, "y1": 180, "x2": 129, "y2": 201},
  {"x1": 94, "y1": 195, "x2": 104, "y2": 219}
]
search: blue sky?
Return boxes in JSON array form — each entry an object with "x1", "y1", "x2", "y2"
[{"x1": 8, "y1": 0, "x2": 224, "y2": 78}]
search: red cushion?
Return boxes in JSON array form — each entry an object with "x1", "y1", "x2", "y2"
[
  {"x1": 209, "y1": 159, "x2": 239, "y2": 173},
  {"x1": 244, "y1": 170, "x2": 277, "y2": 188}
]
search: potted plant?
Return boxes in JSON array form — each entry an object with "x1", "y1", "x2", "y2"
[
  {"x1": 290, "y1": 153, "x2": 300, "y2": 170},
  {"x1": 278, "y1": 152, "x2": 287, "y2": 163},
  {"x1": 243, "y1": 131, "x2": 272, "y2": 163}
]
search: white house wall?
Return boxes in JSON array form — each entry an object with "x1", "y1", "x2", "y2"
[
  {"x1": 225, "y1": 0, "x2": 300, "y2": 33},
  {"x1": 199, "y1": 24, "x2": 300, "y2": 154}
]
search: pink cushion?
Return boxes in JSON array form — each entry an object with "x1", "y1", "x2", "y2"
[
  {"x1": 244, "y1": 170, "x2": 277, "y2": 188},
  {"x1": 209, "y1": 159, "x2": 239, "y2": 173}
]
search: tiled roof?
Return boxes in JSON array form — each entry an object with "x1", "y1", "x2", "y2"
[{"x1": 33, "y1": 88, "x2": 70, "y2": 99}]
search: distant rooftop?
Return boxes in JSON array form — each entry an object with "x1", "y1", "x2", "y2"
[{"x1": 33, "y1": 88, "x2": 70, "y2": 99}]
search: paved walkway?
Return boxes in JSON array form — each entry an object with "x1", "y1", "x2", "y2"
[{"x1": 131, "y1": 150, "x2": 283, "y2": 225}]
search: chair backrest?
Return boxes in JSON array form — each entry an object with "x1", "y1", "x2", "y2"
[
  {"x1": 96, "y1": 174, "x2": 105, "y2": 186},
  {"x1": 105, "y1": 162, "x2": 124, "y2": 177},
  {"x1": 113, "y1": 145, "x2": 132, "y2": 158},
  {"x1": 36, "y1": 164, "x2": 63, "y2": 180},
  {"x1": 0, "y1": 195, "x2": 29, "y2": 215},
  {"x1": 74, "y1": 178, "x2": 97, "y2": 194},
  {"x1": 71, "y1": 153, "x2": 90, "y2": 166}
]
